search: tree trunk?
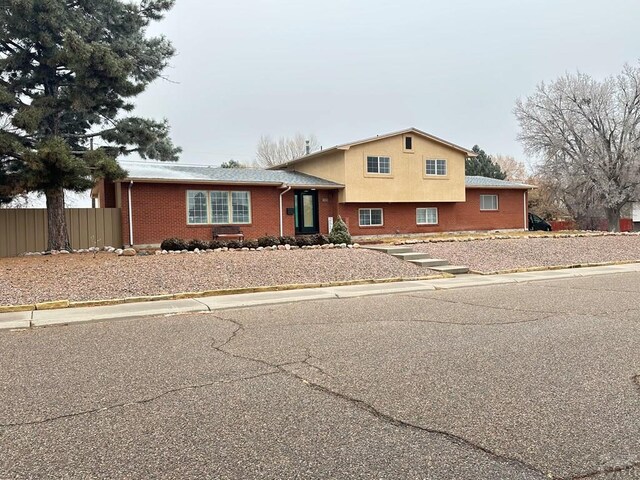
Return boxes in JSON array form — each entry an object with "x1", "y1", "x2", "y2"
[
  {"x1": 605, "y1": 206, "x2": 621, "y2": 232},
  {"x1": 46, "y1": 188, "x2": 71, "y2": 251}
]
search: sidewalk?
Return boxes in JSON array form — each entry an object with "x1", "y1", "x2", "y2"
[{"x1": 3, "y1": 262, "x2": 640, "y2": 331}]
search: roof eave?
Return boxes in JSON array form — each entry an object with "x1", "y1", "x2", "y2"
[
  {"x1": 465, "y1": 184, "x2": 533, "y2": 190},
  {"x1": 116, "y1": 177, "x2": 343, "y2": 188}
]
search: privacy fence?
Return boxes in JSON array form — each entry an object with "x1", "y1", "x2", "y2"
[{"x1": 0, "y1": 208, "x2": 121, "y2": 258}]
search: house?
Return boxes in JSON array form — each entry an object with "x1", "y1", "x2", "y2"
[{"x1": 94, "y1": 128, "x2": 532, "y2": 247}]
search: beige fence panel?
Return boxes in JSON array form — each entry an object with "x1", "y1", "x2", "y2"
[{"x1": 0, "y1": 208, "x2": 121, "y2": 257}]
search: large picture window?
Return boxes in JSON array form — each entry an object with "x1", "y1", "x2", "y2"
[
  {"x1": 187, "y1": 190, "x2": 251, "y2": 225},
  {"x1": 425, "y1": 159, "x2": 447, "y2": 176},
  {"x1": 359, "y1": 208, "x2": 383, "y2": 226},
  {"x1": 480, "y1": 194, "x2": 499, "y2": 211},
  {"x1": 366, "y1": 156, "x2": 391, "y2": 174},
  {"x1": 416, "y1": 207, "x2": 438, "y2": 225}
]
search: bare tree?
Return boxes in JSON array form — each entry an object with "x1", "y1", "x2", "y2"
[
  {"x1": 493, "y1": 154, "x2": 528, "y2": 182},
  {"x1": 255, "y1": 133, "x2": 319, "y2": 168},
  {"x1": 515, "y1": 64, "x2": 640, "y2": 231}
]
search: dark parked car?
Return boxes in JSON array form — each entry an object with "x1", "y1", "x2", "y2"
[{"x1": 528, "y1": 212, "x2": 552, "y2": 231}]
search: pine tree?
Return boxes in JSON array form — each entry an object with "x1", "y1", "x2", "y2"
[
  {"x1": 0, "y1": 0, "x2": 181, "y2": 250},
  {"x1": 329, "y1": 216, "x2": 352, "y2": 245},
  {"x1": 465, "y1": 145, "x2": 506, "y2": 180}
]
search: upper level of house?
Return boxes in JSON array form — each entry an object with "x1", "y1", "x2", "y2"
[{"x1": 271, "y1": 128, "x2": 476, "y2": 203}]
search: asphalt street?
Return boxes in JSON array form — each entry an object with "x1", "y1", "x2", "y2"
[{"x1": 2, "y1": 272, "x2": 640, "y2": 479}]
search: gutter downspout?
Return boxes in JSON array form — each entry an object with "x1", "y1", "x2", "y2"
[
  {"x1": 279, "y1": 185, "x2": 292, "y2": 237},
  {"x1": 523, "y1": 190, "x2": 527, "y2": 231},
  {"x1": 128, "y1": 181, "x2": 134, "y2": 246}
]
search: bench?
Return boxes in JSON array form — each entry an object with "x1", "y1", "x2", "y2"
[{"x1": 212, "y1": 225, "x2": 244, "y2": 241}]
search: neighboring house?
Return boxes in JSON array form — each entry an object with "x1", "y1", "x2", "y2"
[{"x1": 94, "y1": 128, "x2": 532, "y2": 247}]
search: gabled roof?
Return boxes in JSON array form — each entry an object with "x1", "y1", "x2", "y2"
[
  {"x1": 465, "y1": 176, "x2": 533, "y2": 190},
  {"x1": 117, "y1": 161, "x2": 343, "y2": 188},
  {"x1": 270, "y1": 128, "x2": 477, "y2": 170}
]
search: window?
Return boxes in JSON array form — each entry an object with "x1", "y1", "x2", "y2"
[
  {"x1": 425, "y1": 159, "x2": 447, "y2": 176},
  {"x1": 480, "y1": 194, "x2": 498, "y2": 211},
  {"x1": 187, "y1": 191, "x2": 208, "y2": 224},
  {"x1": 231, "y1": 191, "x2": 250, "y2": 223},
  {"x1": 366, "y1": 156, "x2": 391, "y2": 174},
  {"x1": 404, "y1": 136, "x2": 413, "y2": 150},
  {"x1": 359, "y1": 208, "x2": 383, "y2": 226},
  {"x1": 187, "y1": 190, "x2": 251, "y2": 224},
  {"x1": 210, "y1": 191, "x2": 229, "y2": 224},
  {"x1": 417, "y1": 207, "x2": 438, "y2": 225}
]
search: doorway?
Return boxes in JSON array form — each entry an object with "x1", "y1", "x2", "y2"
[{"x1": 294, "y1": 190, "x2": 319, "y2": 235}]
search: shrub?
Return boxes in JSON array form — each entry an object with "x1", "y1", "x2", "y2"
[
  {"x1": 279, "y1": 235, "x2": 297, "y2": 246},
  {"x1": 187, "y1": 239, "x2": 209, "y2": 251},
  {"x1": 226, "y1": 240, "x2": 243, "y2": 249},
  {"x1": 208, "y1": 239, "x2": 226, "y2": 249},
  {"x1": 329, "y1": 216, "x2": 352, "y2": 244},
  {"x1": 160, "y1": 237, "x2": 187, "y2": 251},
  {"x1": 258, "y1": 236, "x2": 280, "y2": 247},
  {"x1": 295, "y1": 235, "x2": 315, "y2": 247},
  {"x1": 243, "y1": 238, "x2": 259, "y2": 249},
  {"x1": 314, "y1": 233, "x2": 329, "y2": 245}
]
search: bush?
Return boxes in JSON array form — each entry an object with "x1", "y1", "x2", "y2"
[
  {"x1": 226, "y1": 240, "x2": 243, "y2": 249},
  {"x1": 279, "y1": 235, "x2": 297, "y2": 246},
  {"x1": 187, "y1": 238, "x2": 209, "y2": 251},
  {"x1": 160, "y1": 237, "x2": 187, "y2": 251},
  {"x1": 329, "y1": 216, "x2": 352, "y2": 244},
  {"x1": 258, "y1": 236, "x2": 280, "y2": 247},
  {"x1": 314, "y1": 233, "x2": 329, "y2": 245},
  {"x1": 208, "y1": 239, "x2": 226, "y2": 249},
  {"x1": 243, "y1": 238, "x2": 259, "y2": 249},
  {"x1": 295, "y1": 235, "x2": 315, "y2": 247}
]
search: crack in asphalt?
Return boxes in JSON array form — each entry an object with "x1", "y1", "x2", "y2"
[
  {"x1": 0, "y1": 370, "x2": 279, "y2": 429},
  {"x1": 561, "y1": 459, "x2": 640, "y2": 479},
  {"x1": 210, "y1": 314, "x2": 552, "y2": 479},
  {"x1": 403, "y1": 293, "x2": 640, "y2": 319}
]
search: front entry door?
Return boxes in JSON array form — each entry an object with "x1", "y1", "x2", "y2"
[{"x1": 294, "y1": 190, "x2": 319, "y2": 235}]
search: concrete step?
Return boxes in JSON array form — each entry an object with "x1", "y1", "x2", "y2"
[
  {"x1": 430, "y1": 265, "x2": 470, "y2": 275},
  {"x1": 408, "y1": 258, "x2": 450, "y2": 267},
  {"x1": 391, "y1": 252, "x2": 432, "y2": 261},
  {"x1": 363, "y1": 245, "x2": 414, "y2": 254}
]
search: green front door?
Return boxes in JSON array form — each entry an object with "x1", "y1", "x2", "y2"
[{"x1": 294, "y1": 190, "x2": 319, "y2": 235}]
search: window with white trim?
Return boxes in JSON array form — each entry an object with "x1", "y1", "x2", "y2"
[
  {"x1": 231, "y1": 191, "x2": 250, "y2": 223},
  {"x1": 366, "y1": 156, "x2": 391, "y2": 174},
  {"x1": 187, "y1": 190, "x2": 252, "y2": 225},
  {"x1": 187, "y1": 191, "x2": 208, "y2": 224},
  {"x1": 359, "y1": 208, "x2": 383, "y2": 226},
  {"x1": 480, "y1": 194, "x2": 498, "y2": 211},
  {"x1": 416, "y1": 207, "x2": 438, "y2": 225},
  {"x1": 425, "y1": 159, "x2": 447, "y2": 176}
]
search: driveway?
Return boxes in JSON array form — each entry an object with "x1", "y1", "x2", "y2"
[{"x1": 2, "y1": 273, "x2": 640, "y2": 479}]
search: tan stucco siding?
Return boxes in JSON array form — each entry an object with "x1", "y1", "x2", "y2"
[
  {"x1": 343, "y1": 134, "x2": 466, "y2": 202},
  {"x1": 285, "y1": 150, "x2": 347, "y2": 201}
]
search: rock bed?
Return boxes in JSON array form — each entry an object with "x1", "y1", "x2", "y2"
[
  {"x1": 0, "y1": 249, "x2": 430, "y2": 306},
  {"x1": 411, "y1": 235, "x2": 640, "y2": 273}
]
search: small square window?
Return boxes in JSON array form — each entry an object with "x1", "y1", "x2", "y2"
[
  {"x1": 359, "y1": 208, "x2": 384, "y2": 226},
  {"x1": 425, "y1": 159, "x2": 447, "y2": 176},
  {"x1": 417, "y1": 207, "x2": 438, "y2": 225},
  {"x1": 480, "y1": 194, "x2": 499, "y2": 211},
  {"x1": 366, "y1": 156, "x2": 391, "y2": 174}
]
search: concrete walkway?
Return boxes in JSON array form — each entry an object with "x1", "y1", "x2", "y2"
[{"x1": 2, "y1": 262, "x2": 640, "y2": 331}]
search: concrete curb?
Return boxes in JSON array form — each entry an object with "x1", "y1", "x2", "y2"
[
  {"x1": 2, "y1": 262, "x2": 639, "y2": 332},
  {"x1": 469, "y1": 259, "x2": 640, "y2": 276},
  {"x1": 0, "y1": 274, "x2": 449, "y2": 314}
]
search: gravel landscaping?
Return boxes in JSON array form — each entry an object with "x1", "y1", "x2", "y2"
[
  {"x1": 0, "y1": 249, "x2": 429, "y2": 306},
  {"x1": 412, "y1": 235, "x2": 640, "y2": 273}
]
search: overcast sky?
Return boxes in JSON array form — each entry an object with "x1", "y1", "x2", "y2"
[{"x1": 132, "y1": 0, "x2": 640, "y2": 168}]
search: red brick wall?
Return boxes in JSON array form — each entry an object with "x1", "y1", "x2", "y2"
[
  {"x1": 120, "y1": 182, "x2": 299, "y2": 246},
  {"x1": 117, "y1": 182, "x2": 527, "y2": 245},
  {"x1": 338, "y1": 188, "x2": 528, "y2": 236}
]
